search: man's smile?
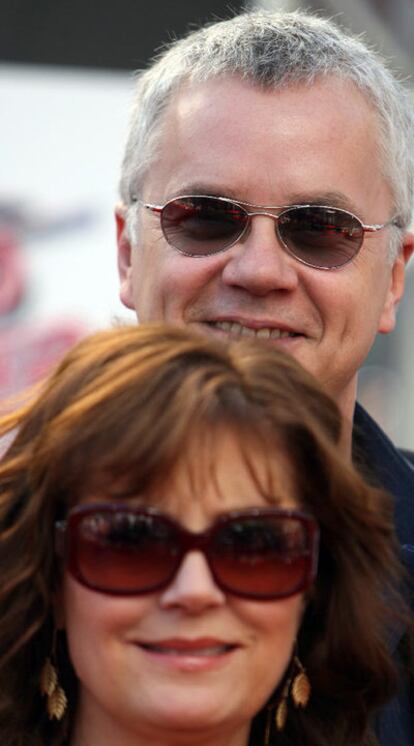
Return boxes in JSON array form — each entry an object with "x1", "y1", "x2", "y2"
[{"x1": 207, "y1": 320, "x2": 300, "y2": 340}]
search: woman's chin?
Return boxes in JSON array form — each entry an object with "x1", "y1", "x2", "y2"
[{"x1": 141, "y1": 696, "x2": 241, "y2": 735}]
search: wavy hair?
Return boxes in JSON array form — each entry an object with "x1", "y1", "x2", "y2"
[{"x1": 0, "y1": 324, "x2": 409, "y2": 745}]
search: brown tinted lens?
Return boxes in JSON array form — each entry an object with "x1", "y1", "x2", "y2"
[
  {"x1": 278, "y1": 206, "x2": 363, "y2": 268},
  {"x1": 161, "y1": 197, "x2": 247, "y2": 255},
  {"x1": 75, "y1": 512, "x2": 180, "y2": 594},
  {"x1": 208, "y1": 516, "x2": 313, "y2": 599}
]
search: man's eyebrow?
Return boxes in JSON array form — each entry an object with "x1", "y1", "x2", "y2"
[
  {"x1": 169, "y1": 184, "x2": 245, "y2": 200},
  {"x1": 285, "y1": 191, "x2": 360, "y2": 214}
]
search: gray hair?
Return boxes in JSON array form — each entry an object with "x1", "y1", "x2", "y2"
[{"x1": 119, "y1": 10, "x2": 414, "y2": 258}]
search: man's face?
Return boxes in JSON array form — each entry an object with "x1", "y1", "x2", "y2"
[{"x1": 117, "y1": 76, "x2": 413, "y2": 418}]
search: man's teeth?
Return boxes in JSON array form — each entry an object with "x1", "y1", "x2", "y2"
[
  {"x1": 212, "y1": 321, "x2": 295, "y2": 339},
  {"x1": 143, "y1": 644, "x2": 232, "y2": 656}
]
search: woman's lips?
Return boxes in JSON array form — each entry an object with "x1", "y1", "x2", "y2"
[{"x1": 136, "y1": 638, "x2": 240, "y2": 672}]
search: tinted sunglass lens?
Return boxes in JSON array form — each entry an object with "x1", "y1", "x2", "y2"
[
  {"x1": 75, "y1": 512, "x2": 180, "y2": 594},
  {"x1": 209, "y1": 516, "x2": 312, "y2": 599},
  {"x1": 279, "y1": 206, "x2": 363, "y2": 268},
  {"x1": 161, "y1": 197, "x2": 246, "y2": 255}
]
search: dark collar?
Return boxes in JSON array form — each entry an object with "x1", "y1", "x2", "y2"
[{"x1": 353, "y1": 402, "x2": 414, "y2": 556}]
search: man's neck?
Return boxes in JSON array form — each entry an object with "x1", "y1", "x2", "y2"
[{"x1": 332, "y1": 377, "x2": 358, "y2": 460}]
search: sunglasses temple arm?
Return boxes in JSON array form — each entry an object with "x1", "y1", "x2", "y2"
[
  {"x1": 137, "y1": 201, "x2": 163, "y2": 215},
  {"x1": 363, "y1": 216, "x2": 402, "y2": 232},
  {"x1": 54, "y1": 521, "x2": 66, "y2": 559},
  {"x1": 310, "y1": 525, "x2": 320, "y2": 583}
]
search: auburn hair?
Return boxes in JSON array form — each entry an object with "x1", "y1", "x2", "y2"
[{"x1": 0, "y1": 323, "x2": 409, "y2": 745}]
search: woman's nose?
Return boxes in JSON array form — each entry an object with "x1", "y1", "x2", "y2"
[{"x1": 159, "y1": 551, "x2": 226, "y2": 613}]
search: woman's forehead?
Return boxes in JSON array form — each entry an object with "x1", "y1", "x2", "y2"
[{"x1": 78, "y1": 427, "x2": 299, "y2": 513}]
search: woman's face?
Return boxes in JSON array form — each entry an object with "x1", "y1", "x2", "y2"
[{"x1": 60, "y1": 433, "x2": 306, "y2": 746}]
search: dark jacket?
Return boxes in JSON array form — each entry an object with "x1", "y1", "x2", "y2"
[{"x1": 353, "y1": 403, "x2": 414, "y2": 746}]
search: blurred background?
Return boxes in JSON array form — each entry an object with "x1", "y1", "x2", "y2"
[{"x1": 1, "y1": 0, "x2": 413, "y2": 445}]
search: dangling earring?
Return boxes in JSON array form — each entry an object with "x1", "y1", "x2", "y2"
[
  {"x1": 39, "y1": 630, "x2": 68, "y2": 721},
  {"x1": 291, "y1": 656, "x2": 311, "y2": 708},
  {"x1": 274, "y1": 655, "x2": 311, "y2": 733}
]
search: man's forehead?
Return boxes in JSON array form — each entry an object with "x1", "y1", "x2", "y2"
[
  {"x1": 168, "y1": 73, "x2": 374, "y2": 122},
  {"x1": 146, "y1": 74, "x2": 388, "y2": 214},
  {"x1": 158, "y1": 74, "x2": 380, "y2": 169}
]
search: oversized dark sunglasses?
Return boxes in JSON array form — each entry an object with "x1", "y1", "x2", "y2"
[
  {"x1": 55, "y1": 505, "x2": 319, "y2": 600},
  {"x1": 138, "y1": 194, "x2": 399, "y2": 270}
]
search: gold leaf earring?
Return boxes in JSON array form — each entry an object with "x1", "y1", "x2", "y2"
[
  {"x1": 39, "y1": 631, "x2": 68, "y2": 721},
  {"x1": 274, "y1": 654, "x2": 311, "y2": 733},
  {"x1": 275, "y1": 678, "x2": 290, "y2": 731},
  {"x1": 291, "y1": 655, "x2": 311, "y2": 709}
]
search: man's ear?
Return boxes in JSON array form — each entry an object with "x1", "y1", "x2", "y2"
[
  {"x1": 378, "y1": 231, "x2": 414, "y2": 335},
  {"x1": 115, "y1": 203, "x2": 135, "y2": 311}
]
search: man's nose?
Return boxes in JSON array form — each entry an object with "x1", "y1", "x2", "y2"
[
  {"x1": 159, "y1": 551, "x2": 226, "y2": 613},
  {"x1": 221, "y1": 215, "x2": 300, "y2": 296}
]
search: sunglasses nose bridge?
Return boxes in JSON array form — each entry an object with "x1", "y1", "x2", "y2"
[
  {"x1": 243, "y1": 207, "x2": 281, "y2": 223},
  {"x1": 159, "y1": 531, "x2": 226, "y2": 606},
  {"x1": 238, "y1": 208, "x2": 289, "y2": 253},
  {"x1": 179, "y1": 525, "x2": 212, "y2": 556},
  {"x1": 172, "y1": 526, "x2": 218, "y2": 577}
]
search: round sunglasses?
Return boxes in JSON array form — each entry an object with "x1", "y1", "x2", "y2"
[
  {"x1": 55, "y1": 505, "x2": 319, "y2": 600},
  {"x1": 137, "y1": 194, "x2": 399, "y2": 270}
]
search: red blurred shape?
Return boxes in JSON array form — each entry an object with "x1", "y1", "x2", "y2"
[
  {"x1": 0, "y1": 321, "x2": 86, "y2": 399},
  {"x1": 0, "y1": 231, "x2": 26, "y2": 315}
]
